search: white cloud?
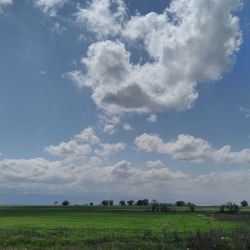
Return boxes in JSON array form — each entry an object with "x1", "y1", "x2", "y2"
[
  {"x1": 75, "y1": 127, "x2": 100, "y2": 145},
  {"x1": 44, "y1": 127, "x2": 127, "y2": 160},
  {"x1": 165, "y1": 135, "x2": 212, "y2": 163},
  {"x1": 99, "y1": 115, "x2": 121, "y2": 135},
  {"x1": 146, "y1": 160, "x2": 166, "y2": 170},
  {"x1": 135, "y1": 133, "x2": 250, "y2": 165},
  {"x1": 95, "y1": 143, "x2": 126, "y2": 157},
  {"x1": 75, "y1": 0, "x2": 126, "y2": 39},
  {"x1": 212, "y1": 146, "x2": 250, "y2": 165},
  {"x1": 240, "y1": 106, "x2": 250, "y2": 118},
  {"x1": 109, "y1": 160, "x2": 137, "y2": 179},
  {"x1": 0, "y1": 0, "x2": 12, "y2": 6},
  {"x1": 107, "y1": 160, "x2": 187, "y2": 184},
  {"x1": 147, "y1": 114, "x2": 157, "y2": 123},
  {"x1": 87, "y1": 156, "x2": 102, "y2": 167},
  {"x1": 33, "y1": 0, "x2": 68, "y2": 16},
  {"x1": 123, "y1": 123, "x2": 133, "y2": 131},
  {"x1": 135, "y1": 133, "x2": 166, "y2": 153},
  {"x1": 50, "y1": 22, "x2": 66, "y2": 35},
  {"x1": 103, "y1": 124, "x2": 116, "y2": 135},
  {"x1": 37, "y1": 70, "x2": 47, "y2": 75},
  {"x1": 45, "y1": 140, "x2": 92, "y2": 157},
  {"x1": 0, "y1": 158, "x2": 74, "y2": 187},
  {"x1": 66, "y1": 70, "x2": 87, "y2": 88},
  {"x1": 135, "y1": 133, "x2": 211, "y2": 163},
  {"x1": 71, "y1": 0, "x2": 242, "y2": 114}
]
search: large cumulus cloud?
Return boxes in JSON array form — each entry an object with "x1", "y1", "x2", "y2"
[{"x1": 70, "y1": 0, "x2": 242, "y2": 113}]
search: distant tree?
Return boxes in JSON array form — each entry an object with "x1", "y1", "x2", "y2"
[
  {"x1": 151, "y1": 200, "x2": 159, "y2": 212},
  {"x1": 102, "y1": 200, "x2": 109, "y2": 206},
  {"x1": 241, "y1": 200, "x2": 248, "y2": 207},
  {"x1": 62, "y1": 200, "x2": 69, "y2": 206},
  {"x1": 119, "y1": 200, "x2": 126, "y2": 206},
  {"x1": 176, "y1": 201, "x2": 185, "y2": 207},
  {"x1": 109, "y1": 200, "x2": 114, "y2": 206},
  {"x1": 136, "y1": 199, "x2": 144, "y2": 206},
  {"x1": 90, "y1": 202, "x2": 93, "y2": 206},
  {"x1": 229, "y1": 203, "x2": 240, "y2": 214},
  {"x1": 225, "y1": 202, "x2": 240, "y2": 214},
  {"x1": 142, "y1": 199, "x2": 149, "y2": 206},
  {"x1": 127, "y1": 200, "x2": 134, "y2": 206},
  {"x1": 54, "y1": 201, "x2": 58, "y2": 206},
  {"x1": 160, "y1": 204, "x2": 170, "y2": 212},
  {"x1": 187, "y1": 202, "x2": 196, "y2": 212},
  {"x1": 219, "y1": 205, "x2": 225, "y2": 213},
  {"x1": 151, "y1": 199, "x2": 158, "y2": 204}
]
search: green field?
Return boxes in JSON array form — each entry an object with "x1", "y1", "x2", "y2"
[{"x1": 0, "y1": 206, "x2": 249, "y2": 249}]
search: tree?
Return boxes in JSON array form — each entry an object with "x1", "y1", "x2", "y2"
[
  {"x1": 151, "y1": 200, "x2": 159, "y2": 212},
  {"x1": 225, "y1": 202, "x2": 240, "y2": 213},
  {"x1": 187, "y1": 202, "x2": 196, "y2": 212},
  {"x1": 142, "y1": 199, "x2": 149, "y2": 206},
  {"x1": 176, "y1": 201, "x2": 185, "y2": 207},
  {"x1": 136, "y1": 199, "x2": 144, "y2": 206},
  {"x1": 230, "y1": 203, "x2": 239, "y2": 213},
  {"x1": 90, "y1": 202, "x2": 93, "y2": 206},
  {"x1": 62, "y1": 200, "x2": 69, "y2": 206},
  {"x1": 119, "y1": 200, "x2": 126, "y2": 206},
  {"x1": 160, "y1": 204, "x2": 170, "y2": 212},
  {"x1": 109, "y1": 200, "x2": 114, "y2": 206},
  {"x1": 241, "y1": 200, "x2": 248, "y2": 207},
  {"x1": 127, "y1": 200, "x2": 134, "y2": 206},
  {"x1": 219, "y1": 205, "x2": 225, "y2": 213},
  {"x1": 102, "y1": 200, "x2": 109, "y2": 206},
  {"x1": 54, "y1": 201, "x2": 58, "y2": 206}
]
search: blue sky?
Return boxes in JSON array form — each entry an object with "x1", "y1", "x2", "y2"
[{"x1": 0, "y1": 0, "x2": 250, "y2": 205}]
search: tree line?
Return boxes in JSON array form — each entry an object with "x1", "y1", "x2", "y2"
[{"x1": 57, "y1": 199, "x2": 249, "y2": 214}]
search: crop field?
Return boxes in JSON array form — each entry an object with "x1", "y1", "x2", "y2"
[{"x1": 0, "y1": 206, "x2": 250, "y2": 249}]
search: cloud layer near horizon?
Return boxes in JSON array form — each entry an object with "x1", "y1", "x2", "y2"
[
  {"x1": 1, "y1": 124, "x2": 250, "y2": 203},
  {"x1": 1, "y1": 156, "x2": 250, "y2": 204}
]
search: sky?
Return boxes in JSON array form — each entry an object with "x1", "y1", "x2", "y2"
[{"x1": 0, "y1": 0, "x2": 250, "y2": 205}]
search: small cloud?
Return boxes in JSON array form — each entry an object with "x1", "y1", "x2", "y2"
[
  {"x1": 147, "y1": 114, "x2": 157, "y2": 123},
  {"x1": 37, "y1": 70, "x2": 47, "y2": 75},
  {"x1": 123, "y1": 123, "x2": 133, "y2": 131},
  {"x1": 51, "y1": 22, "x2": 66, "y2": 35},
  {"x1": 95, "y1": 143, "x2": 126, "y2": 157},
  {"x1": 240, "y1": 106, "x2": 250, "y2": 118},
  {"x1": 146, "y1": 160, "x2": 166, "y2": 170},
  {"x1": 45, "y1": 140, "x2": 92, "y2": 158},
  {"x1": 99, "y1": 115, "x2": 121, "y2": 135},
  {"x1": 75, "y1": 127, "x2": 100, "y2": 145},
  {"x1": 33, "y1": 0, "x2": 68, "y2": 17},
  {"x1": 103, "y1": 124, "x2": 116, "y2": 135}
]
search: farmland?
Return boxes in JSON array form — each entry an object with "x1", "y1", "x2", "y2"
[{"x1": 0, "y1": 206, "x2": 250, "y2": 249}]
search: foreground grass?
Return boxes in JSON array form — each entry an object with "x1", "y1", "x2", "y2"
[{"x1": 0, "y1": 206, "x2": 248, "y2": 249}]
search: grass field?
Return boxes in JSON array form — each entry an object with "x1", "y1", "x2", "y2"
[{"x1": 0, "y1": 206, "x2": 249, "y2": 249}]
